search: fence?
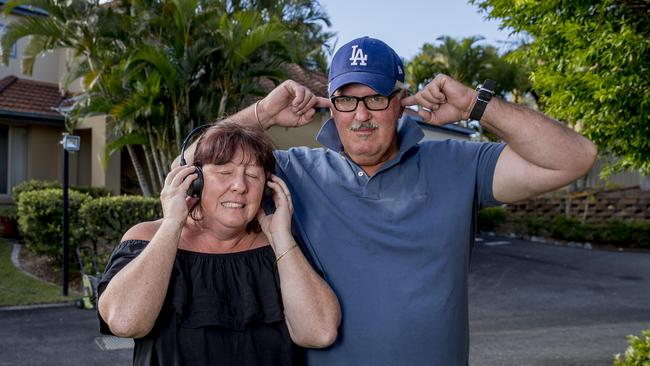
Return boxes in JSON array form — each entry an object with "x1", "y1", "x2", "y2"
[{"x1": 507, "y1": 187, "x2": 650, "y2": 222}]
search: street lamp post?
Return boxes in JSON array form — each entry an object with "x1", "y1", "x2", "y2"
[{"x1": 60, "y1": 133, "x2": 80, "y2": 296}]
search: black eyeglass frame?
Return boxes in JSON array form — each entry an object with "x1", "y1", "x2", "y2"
[{"x1": 330, "y1": 90, "x2": 402, "y2": 112}]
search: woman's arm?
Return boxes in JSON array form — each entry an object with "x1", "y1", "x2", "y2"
[
  {"x1": 273, "y1": 231, "x2": 341, "y2": 348},
  {"x1": 258, "y1": 176, "x2": 341, "y2": 348},
  {"x1": 97, "y1": 165, "x2": 197, "y2": 338}
]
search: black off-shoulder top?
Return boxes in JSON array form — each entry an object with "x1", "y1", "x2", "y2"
[{"x1": 97, "y1": 240, "x2": 293, "y2": 366}]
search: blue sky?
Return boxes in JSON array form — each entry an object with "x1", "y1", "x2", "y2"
[{"x1": 319, "y1": 0, "x2": 515, "y2": 60}]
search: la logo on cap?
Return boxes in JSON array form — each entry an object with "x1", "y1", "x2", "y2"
[{"x1": 349, "y1": 45, "x2": 367, "y2": 66}]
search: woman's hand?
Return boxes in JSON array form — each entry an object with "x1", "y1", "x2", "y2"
[
  {"x1": 257, "y1": 175, "x2": 293, "y2": 248},
  {"x1": 160, "y1": 165, "x2": 198, "y2": 222}
]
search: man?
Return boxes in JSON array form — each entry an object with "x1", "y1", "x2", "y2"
[{"x1": 181, "y1": 37, "x2": 597, "y2": 365}]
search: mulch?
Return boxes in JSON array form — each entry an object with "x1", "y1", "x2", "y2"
[{"x1": 17, "y1": 244, "x2": 82, "y2": 291}]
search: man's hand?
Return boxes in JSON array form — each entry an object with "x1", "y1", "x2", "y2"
[
  {"x1": 400, "y1": 74, "x2": 476, "y2": 125},
  {"x1": 257, "y1": 80, "x2": 331, "y2": 128}
]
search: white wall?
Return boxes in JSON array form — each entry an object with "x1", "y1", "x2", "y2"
[{"x1": 0, "y1": 13, "x2": 63, "y2": 84}]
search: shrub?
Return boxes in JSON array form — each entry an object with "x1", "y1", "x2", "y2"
[
  {"x1": 11, "y1": 180, "x2": 60, "y2": 201},
  {"x1": 512, "y1": 213, "x2": 548, "y2": 236},
  {"x1": 12, "y1": 179, "x2": 111, "y2": 203},
  {"x1": 592, "y1": 220, "x2": 650, "y2": 249},
  {"x1": 549, "y1": 216, "x2": 590, "y2": 242},
  {"x1": 477, "y1": 206, "x2": 508, "y2": 232},
  {"x1": 71, "y1": 186, "x2": 112, "y2": 198},
  {"x1": 613, "y1": 329, "x2": 650, "y2": 365},
  {"x1": 0, "y1": 205, "x2": 19, "y2": 238},
  {"x1": 80, "y1": 195, "x2": 162, "y2": 269},
  {"x1": 0, "y1": 205, "x2": 17, "y2": 220},
  {"x1": 626, "y1": 221, "x2": 650, "y2": 249},
  {"x1": 508, "y1": 213, "x2": 650, "y2": 249},
  {"x1": 16, "y1": 188, "x2": 92, "y2": 259}
]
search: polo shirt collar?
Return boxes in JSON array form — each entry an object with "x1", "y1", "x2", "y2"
[{"x1": 316, "y1": 116, "x2": 424, "y2": 158}]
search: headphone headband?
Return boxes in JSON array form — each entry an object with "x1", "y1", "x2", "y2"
[{"x1": 179, "y1": 124, "x2": 211, "y2": 166}]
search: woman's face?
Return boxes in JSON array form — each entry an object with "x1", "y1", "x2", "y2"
[{"x1": 199, "y1": 148, "x2": 266, "y2": 231}]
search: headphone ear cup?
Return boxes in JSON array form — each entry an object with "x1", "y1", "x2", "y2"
[
  {"x1": 187, "y1": 166, "x2": 204, "y2": 199},
  {"x1": 261, "y1": 180, "x2": 275, "y2": 215}
]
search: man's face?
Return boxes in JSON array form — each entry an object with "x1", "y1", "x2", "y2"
[{"x1": 330, "y1": 83, "x2": 403, "y2": 173}]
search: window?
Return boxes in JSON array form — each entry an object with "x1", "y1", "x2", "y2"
[
  {"x1": 0, "y1": 23, "x2": 17, "y2": 59},
  {"x1": 0, "y1": 125, "x2": 7, "y2": 194},
  {"x1": 0, "y1": 124, "x2": 27, "y2": 195}
]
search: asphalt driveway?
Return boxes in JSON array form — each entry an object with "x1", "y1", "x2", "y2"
[
  {"x1": 469, "y1": 237, "x2": 650, "y2": 365},
  {"x1": 1, "y1": 236, "x2": 648, "y2": 365}
]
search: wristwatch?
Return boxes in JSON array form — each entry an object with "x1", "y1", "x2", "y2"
[{"x1": 469, "y1": 79, "x2": 496, "y2": 122}]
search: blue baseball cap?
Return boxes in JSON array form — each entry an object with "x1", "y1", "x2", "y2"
[{"x1": 328, "y1": 36, "x2": 405, "y2": 97}]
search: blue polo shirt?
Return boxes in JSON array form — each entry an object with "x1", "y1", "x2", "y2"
[{"x1": 274, "y1": 117, "x2": 505, "y2": 366}]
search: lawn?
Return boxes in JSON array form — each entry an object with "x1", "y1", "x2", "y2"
[{"x1": 0, "y1": 239, "x2": 79, "y2": 307}]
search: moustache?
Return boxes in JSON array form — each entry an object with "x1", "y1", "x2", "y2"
[{"x1": 349, "y1": 122, "x2": 379, "y2": 131}]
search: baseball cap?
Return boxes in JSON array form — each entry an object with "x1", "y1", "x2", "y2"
[{"x1": 328, "y1": 36, "x2": 405, "y2": 97}]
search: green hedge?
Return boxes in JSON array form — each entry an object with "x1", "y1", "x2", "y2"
[
  {"x1": 614, "y1": 329, "x2": 650, "y2": 365},
  {"x1": 11, "y1": 180, "x2": 60, "y2": 200},
  {"x1": 14, "y1": 187, "x2": 161, "y2": 269},
  {"x1": 80, "y1": 195, "x2": 162, "y2": 269},
  {"x1": 477, "y1": 206, "x2": 508, "y2": 232},
  {"x1": 12, "y1": 179, "x2": 112, "y2": 202},
  {"x1": 0, "y1": 205, "x2": 17, "y2": 220},
  {"x1": 508, "y1": 213, "x2": 650, "y2": 249},
  {"x1": 16, "y1": 188, "x2": 92, "y2": 258}
]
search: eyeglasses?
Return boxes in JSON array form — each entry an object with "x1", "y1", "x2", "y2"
[{"x1": 330, "y1": 90, "x2": 401, "y2": 112}]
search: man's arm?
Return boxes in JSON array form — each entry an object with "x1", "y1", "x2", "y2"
[
  {"x1": 171, "y1": 80, "x2": 329, "y2": 168},
  {"x1": 401, "y1": 74, "x2": 597, "y2": 203}
]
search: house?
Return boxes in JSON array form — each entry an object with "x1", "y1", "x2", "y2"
[{"x1": 0, "y1": 2, "x2": 120, "y2": 204}]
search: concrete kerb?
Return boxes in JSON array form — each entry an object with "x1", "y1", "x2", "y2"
[
  {"x1": 10, "y1": 241, "x2": 58, "y2": 281},
  {"x1": 3, "y1": 241, "x2": 77, "y2": 312},
  {"x1": 0, "y1": 302, "x2": 75, "y2": 312},
  {"x1": 481, "y1": 230, "x2": 650, "y2": 253}
]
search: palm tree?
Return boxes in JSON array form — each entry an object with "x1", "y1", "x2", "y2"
[
  {"x1": 221, "y1": 0, "x2": 335, "y2": 73},
  {"x1": 407, "y1": 35, "x2": 533, "y2": 101},
  {"x1": 407, "y1": 36, "x2": 493, "y2": 90},
  {"x1": 121, "y1": 4, "x2": 294, "y2": 164},
  {"x1": 211, "y1": 10, "x2": 291, "y2": 117},
  {"x1": 2, "y1": 0, "x2": 332, "y2": 195},
  {"x1": 1, "y1": 0, "x2": 154, "y2": 196}
]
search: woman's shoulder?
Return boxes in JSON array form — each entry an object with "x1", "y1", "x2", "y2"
[{"x1": 121, "y1": 219, "x2": 164, "y2": 242}]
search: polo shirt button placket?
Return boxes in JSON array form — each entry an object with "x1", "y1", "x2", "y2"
[{"x1": 357, "y1": 171, "x2": 364, "y2": 177}]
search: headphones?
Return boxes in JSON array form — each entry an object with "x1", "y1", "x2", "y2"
[
  {"x1": 179, "y1": 124, "x2": 211, "y2": 199},
  {"x1": 178, "y1": 123, "x2": 276, "y2": 214}
]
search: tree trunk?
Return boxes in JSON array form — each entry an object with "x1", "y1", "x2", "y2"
[
  {"x1": 161, "y1": 147, "x2": 172, "y2": 174},
  {"x1": 217, "y1": 93, "x2": 228, "y2": 118},
  {"x1": 143, "y1": 146, "x2": 160, "y2": 195},
  {"x1": 147, "y1": 127, "x2": 165, "y2": 188},
  {"x1": 126, "y1": 145, "x2": 152, "y2": 197},
  {"x1": 174, "y1": 112, "x2": 182, "y2": 152}
]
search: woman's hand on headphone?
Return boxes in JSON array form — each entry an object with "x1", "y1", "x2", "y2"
[
  {"x1": 257, "y1": 175, "x2": 293, "y2": 248},
  {"x1": 160, "y1": 165, "x2": 198, "y2": 222}
]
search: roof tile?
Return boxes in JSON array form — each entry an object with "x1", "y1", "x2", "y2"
[{"x1": 0, "y1": 76, "x2": 65, "y2": 118}]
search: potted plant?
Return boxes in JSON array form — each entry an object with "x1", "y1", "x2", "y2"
[{"x1": 0, "y1": 205, "x2": 18, "y2": 238}]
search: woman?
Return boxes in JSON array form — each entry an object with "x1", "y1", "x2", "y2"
[{"x1": 97, "y1": 122, "x2": 340, "y2": 365}]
